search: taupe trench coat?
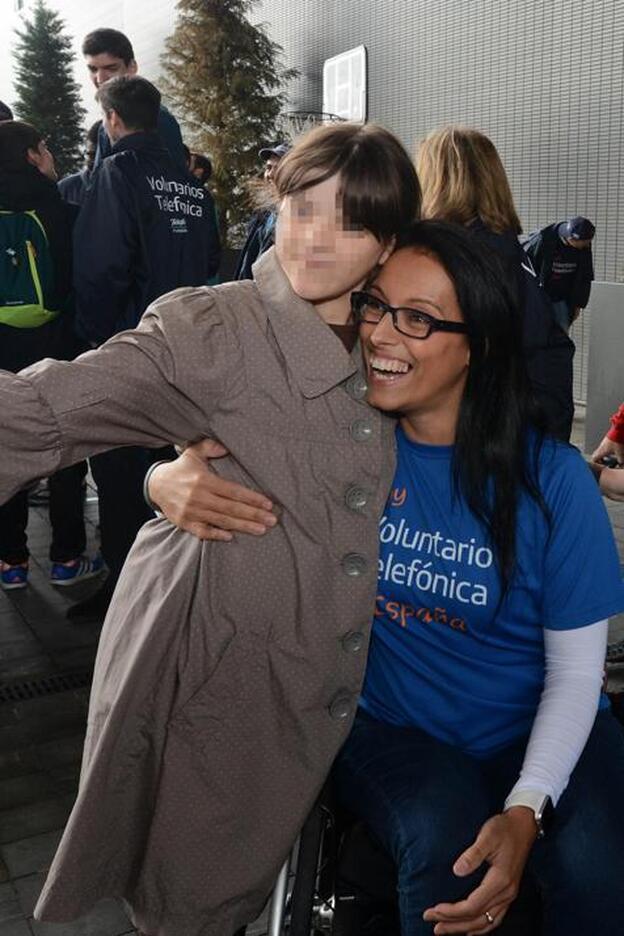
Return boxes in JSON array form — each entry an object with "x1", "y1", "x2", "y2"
[{"x1": 0, "y1": 249, "x2": 396, "y2": 936}]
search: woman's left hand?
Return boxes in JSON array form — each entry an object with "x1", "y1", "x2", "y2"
[{"x1": 422, "y1": 807, "x2": 538, "y2": 934}]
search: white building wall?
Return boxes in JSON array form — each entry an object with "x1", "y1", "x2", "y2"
[{"x1": 0, "y1": 0, "x2": 176, "y2": 127}]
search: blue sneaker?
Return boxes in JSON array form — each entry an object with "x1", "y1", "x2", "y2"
[
  {"x1": 0, "y1": 561, "x2": 29, "y2": 590},
  {"x1": 50, "y1": 554, "x2": 104, "y2": 587}
]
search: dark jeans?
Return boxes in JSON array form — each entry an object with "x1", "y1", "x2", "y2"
[
  {"x1": 551, "y1": 300, "x2": 573, "y2": 333},
  {"x1": 89, "y1": 446, "x2": 174, "y2": 586},
  {"x1": 0, "y1": 316, "x2": 90, "y2": 566},
  {"x1": 0, "y1": 462, "x2": 87, "y2": 565},
  {"x1": 334, "y1": 708, "x2": 624, "y2": 936}
]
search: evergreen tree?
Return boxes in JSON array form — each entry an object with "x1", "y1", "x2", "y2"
[
  {"x1": 161, "y1": 0, "x2": 297, "y2": 244},
  {"x1": 12, "y1": 0, "x2": 86, "y2": 177}
]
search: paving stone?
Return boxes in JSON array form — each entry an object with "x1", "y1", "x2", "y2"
[
  {"x1": 48, "y1": 647, "x2": 98, "y2": 673},
  {"x1": 0, "y1": 918, "x2": 32, "y2": 936},
  {"x1": 0, "y1": 883, "x2": 22, "y2": 923},
  {"x1": 0, "y1": 776, "x2": 59, "y2": 811},
  {"x1": 0, "y1": 831, "x2": 62, "y2": 879},
  {"x1": 11, "y1": 874, "x2": 41, "y2": 917},
  {"x1": 0, "y1": 619, "x2": 35, "y2": 644},
  {"x1": 0, "y1": 797, "x2": 74, "y2": 846},
  {"x1": 33, "y1": 737, "x2": 84, "y2": 772},
  {"x1": 0, "y1": 723, "x2": 84, "y2": 756},
  {"x1": 0, "y1": 659, "x2": 53, "y2": 683},
  {"x1": 0, "y1": 641, "x2": 43, "y2": 664},
  {"x1": 0, "y1": 742, "x2": 68, "y2": 784}
]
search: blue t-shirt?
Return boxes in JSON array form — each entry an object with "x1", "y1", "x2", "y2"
[{"x1": 361, "y1": 427, "x2": 624, "y2": 757}]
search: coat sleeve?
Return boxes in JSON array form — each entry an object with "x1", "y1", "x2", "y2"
[
  {"x1": 73, "y1": 162, "x2": 138, "y2": 346},
  {"x1": 0, "y1": 287, "x2": 240, "y2": 505}
]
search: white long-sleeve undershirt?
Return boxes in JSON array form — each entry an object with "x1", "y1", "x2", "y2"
[{"x1": 504, "y1": 619, "x2": 608, "y2": 808}]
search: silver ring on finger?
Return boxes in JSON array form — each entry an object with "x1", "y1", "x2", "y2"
[{"x1": 484, "y1": 910, "x2": 495, "y2": 925}]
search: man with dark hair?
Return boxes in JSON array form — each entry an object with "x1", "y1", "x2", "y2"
[
  {"x1": 57, "y1": 120, "x2": 101, "y2": 206},
  {"x1": 69, "y1": 75, "x2": 220, "y2": 619},
  {"x1": 0, "y1": 121, "x2": 99, "y2": 589},
  {"x1": 75, "y1": 75, "x2": 219, "y2": 341},
  {"x1": 82, "y1": 28, "x2": 186, "y2": 171},
  {"x1": 524, "y1": 215, "x2": 596, "y2": 332}
]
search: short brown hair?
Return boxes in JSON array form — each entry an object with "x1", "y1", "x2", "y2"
[
  {"x1": 415, "y1": 126, "x2": 522, "y2": 235},
  {"x1": 273, "y1": 122, "x2": 421, "y2": 242},
  {"x1": 0, "y1": 120, "x2": 43, "y2": 173},
  {"x1": 97, "y1": 76, "x2": 160, "y2": 133}
]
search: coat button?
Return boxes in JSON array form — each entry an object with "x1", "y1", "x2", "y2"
[
  {"x1": 341, "y1": 631, "x2": 365, "y2": 653},
  {"x1": 345, "y1": 373, "x2": 368, "y2": 400},
  {"x1": 329, "y1": 693, "x2": 353, "y2": 720},
  {"x1": 350, "y1": 419, "x2": 373, "y2": 442},
  {"x1": 345, "y1": 485, "x2": 369, "y2": 512},
  {"x1": 341, "y1": 553, "x2": 368, "y2": 577}
]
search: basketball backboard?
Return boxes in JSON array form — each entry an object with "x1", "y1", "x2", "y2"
[{"x1": 322, "y1": 45, "x2": 367, "y2": 122}]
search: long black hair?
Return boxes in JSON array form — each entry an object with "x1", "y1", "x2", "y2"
[{"x1": 394, "y1": 220, "x2": 549, "y2": 589}]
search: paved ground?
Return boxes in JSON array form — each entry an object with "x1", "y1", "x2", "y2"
[{"x1": 1, "y1": 417, "x2": 623, "y2": 935}]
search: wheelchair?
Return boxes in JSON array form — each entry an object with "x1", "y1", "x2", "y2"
[
  {"x1": 243, "y1": 784, "x2": 543, "y2": 936},
  {"x1": 249, "y1": 671, "x2": 624, "y2": 935}
]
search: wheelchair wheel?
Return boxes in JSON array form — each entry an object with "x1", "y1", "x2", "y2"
[{"x1": 288, "y1": 799, "x2": 329, "y2": 935}]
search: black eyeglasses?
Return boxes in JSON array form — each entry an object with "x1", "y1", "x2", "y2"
[{"x1": 351, "y1": 291, "x2": 469, "y2": 340}]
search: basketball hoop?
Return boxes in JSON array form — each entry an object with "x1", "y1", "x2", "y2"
[{"x1": 277, "y1": 110, "x2": 345, "y2": 142}]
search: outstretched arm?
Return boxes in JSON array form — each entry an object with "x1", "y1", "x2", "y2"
[{"x1": 0, "y1": 288, "x2": 236, "y2": 505}]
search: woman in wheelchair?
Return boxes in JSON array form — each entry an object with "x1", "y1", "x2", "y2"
[{"x1": 150, "y1": 222, "x2": 624, "y2": 935}]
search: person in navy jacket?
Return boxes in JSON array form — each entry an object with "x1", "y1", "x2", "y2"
[
  {"x1": 69, "y1": 74, "x2": 220, "y2": 621},
  {"x1": 82, "y1": 28, "x2": 187, "y2": 173},
  {"x1": 74, "y1": 75, "x2": 220, "y2": 346}
]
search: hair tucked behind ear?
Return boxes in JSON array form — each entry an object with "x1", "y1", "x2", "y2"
[{"x1": 396, "y1": 221, "x2": 549, "y2": 589}]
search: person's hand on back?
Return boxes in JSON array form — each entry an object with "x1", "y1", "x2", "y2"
[{"x1": 148, "y1": 439, "x2": 278, "y2": 540}]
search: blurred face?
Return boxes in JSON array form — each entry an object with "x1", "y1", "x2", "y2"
[
  {"x1": 565, "y1": 238, "x2": 592, "y2": 250},
  {"x1": 85, "y1": 52, "x2": 137, "y2": 89},
  {"x1": 27, "y1": 140, "x2": 57, "y2": 181},
  {"x1": 359, "y1": 248, "x2": 470, "y2": 441},
  {"x1": 275, "y1": 173, "x2": 392, "y2": 305}
]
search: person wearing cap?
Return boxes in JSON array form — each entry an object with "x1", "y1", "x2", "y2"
[
  {"x1": 233, "y1": 141, "x2": 290, "y2": 280},
  {"x1": 524, "y1": 215, "x2": 595, "y2": 332}
]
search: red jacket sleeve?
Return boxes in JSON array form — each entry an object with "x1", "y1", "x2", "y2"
[{"x1": 607, "y1": 403, "x2": 624, "y2": 444}]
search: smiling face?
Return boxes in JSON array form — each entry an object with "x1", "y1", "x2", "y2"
[
  {"x1": 360, "y1": 248, "x2": 471, "y2": 444},
  {"x1": 275, "y1": 173, "x2": 392, "y2": 312}
]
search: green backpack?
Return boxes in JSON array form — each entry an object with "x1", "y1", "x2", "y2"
[{"x1": 0, "y1": 210, "x2": 59, "y2": 327}]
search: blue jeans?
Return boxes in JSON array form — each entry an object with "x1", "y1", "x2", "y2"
[{"x1": 334, "y1": 708, "x2": 624, "y2": 935}]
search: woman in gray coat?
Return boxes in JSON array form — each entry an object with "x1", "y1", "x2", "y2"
[{"x1": 0, "y1": 123, "x2": 420, "y2": 936}]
